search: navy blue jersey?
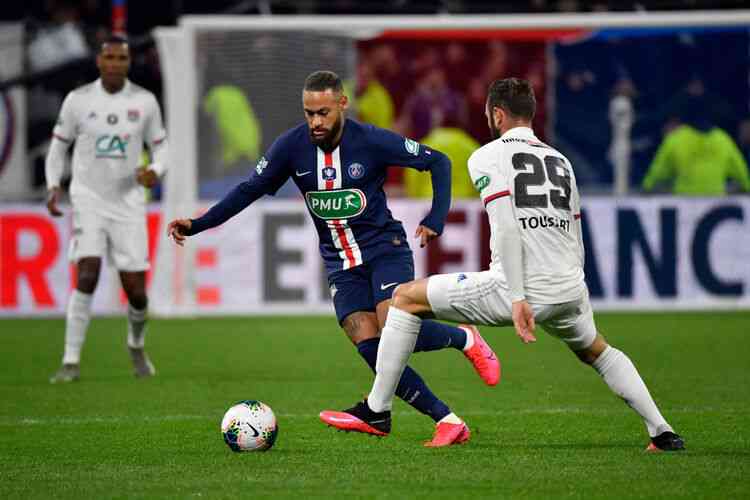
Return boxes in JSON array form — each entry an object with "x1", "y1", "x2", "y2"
[{"x1": 189, "y1": 119, "x2": 451, "y2": 275}]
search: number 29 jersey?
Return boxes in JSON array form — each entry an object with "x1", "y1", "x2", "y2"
[{"x1": 468, "y1": 126, "x2": 586, "y2": 304}]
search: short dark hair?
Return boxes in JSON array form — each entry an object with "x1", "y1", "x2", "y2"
[
  {"x1": 487, "y1": 78, "x2": 536, "y2": 121},
  {"x1": 100, "y1": 34, "x2": 129, "y2": 53},
  {"x1": 304, "y1": 70, "x2": 343, "y2": 93}
]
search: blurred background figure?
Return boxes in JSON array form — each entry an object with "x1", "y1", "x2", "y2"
[
  {"x1": 203, "y1": 85, "x2": 261, "y2": 167},
  {"x1": 27, "y1": 0, "x2": 90, "y2": 74},
  {"x1": 396, "y1": 67, "x2": 468, "y2": 141},
  {"x1": 27, "y1": 0, "x2": 94, "y2": 191},
  {"x1": 608, "y1": 77, "x2": 636, "y2": 195},
  {"x1": 642, "y1": 91, "x2": 750, "y2": 195},
  {"x1": 349, "y1": 53, "x2": 395, "y2": 130},
  {"x1": 403, "y1": 114, "x2": 479, "y2": 200}
]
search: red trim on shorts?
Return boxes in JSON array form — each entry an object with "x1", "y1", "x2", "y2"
[
  {"x1": 574, "y1": 213, "x2": 581, "y2": 220},
  {"x1": 53, "y1": 133, "x2": 71, "y2": 143}
]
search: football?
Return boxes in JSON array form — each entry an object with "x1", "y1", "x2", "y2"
[{"x1": 221, "y1": 400, "x2": 279, "y2": 452}]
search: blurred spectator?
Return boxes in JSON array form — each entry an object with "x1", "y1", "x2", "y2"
[
  {"x1": 739, "y1": 119, "x2": 750, "y2": 165},
  {"x1": 396, "y1": 67, "x2": 468, "y2": 140},
  {"x1": 368, "y1": 44, "x2": 412, "y2": 111},
  {"x1": 27, "y1": 0, "x2": 90, "y2": 73},
  {"x1": 608, "y1": 78, "x2": 636, "y2": 194},
  {"x1": 466, "y1": 41, "x2": 513, "y2": 143},
  {"x1": 203, "y1": 85, "x2": 261, "y2": 166},
  {"x1": 642, "y1": 95, "x2": 750, "y2": 195},
  {"x1": 350, "y1": 55, "x2": 395, "y2": 129},
  {"x1": 27, "y1": 1, "x2": 98, "y2": 189},
  {"x1": 403, "y1": 121, "x2": 480, "y2": 200}
]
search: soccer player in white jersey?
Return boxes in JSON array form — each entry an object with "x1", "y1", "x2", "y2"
[
  {"x1": 46, "y1": 36, "x2": 169, "y2": 383},
  {"x1": 323, "y1": 78, "x2": 684, "y2": 452}
]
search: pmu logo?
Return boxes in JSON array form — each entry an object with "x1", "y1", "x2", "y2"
[
  {"x1": 305, "y1": 189, "x2": 367, "y2": 220},
  {"x1": 95, "y1": 134, "x2": 129, "y2": 159}
]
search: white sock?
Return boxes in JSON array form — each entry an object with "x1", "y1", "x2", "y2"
[
  {"x1": 127, "y1": 305, "x2": 148, "y2": 349},
  {"x1": 368, "y1": 307, "x2": 422, "y2": 412},
  {"x1": 460, "y1": 326, "x2": 475, "y2": 351},
  {"x1": 438, "y1": 413, "x2": 463, "y2": 425},
  {"x1": 62, "y1": 290, "x2": 93, "y2": 365},
  {"x1": 593, "y1": 346, "x2": 673, "y2": 437}
]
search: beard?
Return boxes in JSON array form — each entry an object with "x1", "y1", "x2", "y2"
[{"x1": 309, "y1": 115, "x2": 343, "y2": 151}]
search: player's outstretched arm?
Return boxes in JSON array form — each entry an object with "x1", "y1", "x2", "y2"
[
  {"x1": 486, "y1": 195, "x2": 536, "y2": 344},
  {"x1": 369, "y1": 126, "x2": 451, "y2": 241},
  {"x1": 420, "y1": 149, "x2": 452, "y2": 241},
  {"x1": 181, "y1": 182, "x2": 261, "y2": 239},
  {"x1": 177, "y1": 135, "x2": 291, "y2": 239}
]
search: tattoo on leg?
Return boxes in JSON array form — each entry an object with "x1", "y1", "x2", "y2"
[{"x1": 343, "y1": 315, "x2": 361, "y2": 337}]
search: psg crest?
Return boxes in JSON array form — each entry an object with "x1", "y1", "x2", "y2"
[{"x1": 348, "y1": 163, "x2": 364, "y2": 179}]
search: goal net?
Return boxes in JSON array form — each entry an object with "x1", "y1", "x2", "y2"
[{"x1": 151, "y1": 11, "x2": 750, "y2": 316}]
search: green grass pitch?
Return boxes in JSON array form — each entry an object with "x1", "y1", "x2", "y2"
[{"x1": 1, "y1": 312, "x2": 749, "y2": 499}]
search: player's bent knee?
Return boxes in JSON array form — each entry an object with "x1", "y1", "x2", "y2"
[
  {"x1": 391, "y1": 281, "x2": 431, "y2": 316},
  {"x1": 574, "y1": 333, "x2": 608, "y2": 365},
  {"x1": 76, "y1": 272, "x2": 99, "y2": 294},
  {"x1": 391, "y1": 283, "x2": 416, "y2": 311},
  {"x1": 127, "y1": 294, "x2": 148, "y2": 310}
]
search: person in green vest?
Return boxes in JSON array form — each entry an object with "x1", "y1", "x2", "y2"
[
  {"x1": 404, "y1": 124, "x2": 480, "y2": 199},
  {"x1": 203, "y1": 85, "x2": 261, "y2": 165},
  {"x1": 347, "y1": 58, "x2": 395, "y2": 130},
  {"x1": 642, "y1": 96, "x2": 750, "y2": 195}
]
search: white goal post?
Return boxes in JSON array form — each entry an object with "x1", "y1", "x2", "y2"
[{"x1": 151, "y1": 11, "x2": 750, "y2": 317}]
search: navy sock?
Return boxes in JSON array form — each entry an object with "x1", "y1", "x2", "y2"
[
  {"x1": 357, "y1": 338, "x2": 450, "y2": 422},
  {"x1": 414, "y1": 321, "x2": 467, "y2": 352}
]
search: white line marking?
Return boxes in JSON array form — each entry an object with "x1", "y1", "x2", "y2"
[{"x1": 0, "y1": 407, "x2": 740, "y2": 426}]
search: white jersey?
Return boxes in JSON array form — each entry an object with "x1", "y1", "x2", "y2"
[
  {"x1": 468, "y1": 126, "x2": 585, "y2": 304},
  {"x1": 51, "y1": 79, "x2": 166, "y2": 220}
]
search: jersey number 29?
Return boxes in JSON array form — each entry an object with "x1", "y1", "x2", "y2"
[{"x1": 512, "y1": 152, "x2": 571, "y2": 211}]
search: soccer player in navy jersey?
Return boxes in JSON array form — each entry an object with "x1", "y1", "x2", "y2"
[{"x1": 168, "y1": 70, "x2": 499, "y2": 447}]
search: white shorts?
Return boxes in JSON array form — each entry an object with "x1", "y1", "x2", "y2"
[
  {"x1": 426, "y1": 271, "x2": 597, "y2": 351},
  {"x1": 69, "y1": 209, "x2": 149, "y2": 272}
]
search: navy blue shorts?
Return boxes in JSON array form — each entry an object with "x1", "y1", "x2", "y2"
[{"x1": 328, "y1": 252, "x2": 415, "y2": 324}]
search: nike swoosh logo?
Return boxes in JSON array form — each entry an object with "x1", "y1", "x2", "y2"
[
  {"x1": 380, "y1": 282, "x2": 398, "y2": 291},
  {"x1": 295, "y1": 170, "x2": 311, "y2": 176},
  {"x1": 326, "y1": 415, "x2": 357, "y2": 423},
  {"x1": 245, "y1": 422, "x2": 260, "y2": 437}
]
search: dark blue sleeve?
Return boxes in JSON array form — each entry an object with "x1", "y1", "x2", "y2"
[
  {"x1": 369, "y1": 126, "x2": 452, "y2": 235},
  {"x1": 187, "y1": 137, "x2": 291, "y2": 236}
]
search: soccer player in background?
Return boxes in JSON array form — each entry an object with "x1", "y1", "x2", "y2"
[
  {"x1": 168, "y1": 71, "x2": 500, "y2": 447},
  {"x1": 323, "y1": 78, "x2": 685, "y2": 452},
  {"x1": 46, "y1": 36, "x2": 168, "y2": 383}
]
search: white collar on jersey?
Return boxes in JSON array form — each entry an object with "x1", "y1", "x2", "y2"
[
  {"x1": 95, "y1": 78, "x2": 131, "y2": 96},
  {"x1": 499, "y1": 126, "x2": 536, "y2": 140}
]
